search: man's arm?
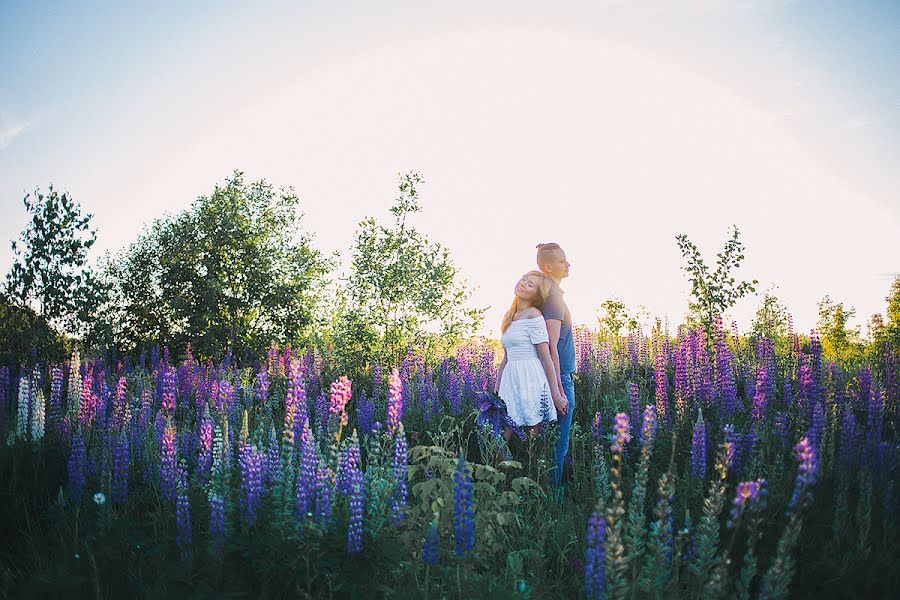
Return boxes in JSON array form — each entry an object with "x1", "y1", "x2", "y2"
[{"x1": 545, "y1": 319, "x2": 565, "y2": 396}]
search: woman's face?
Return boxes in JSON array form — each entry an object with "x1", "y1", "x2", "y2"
[{"x1": 515, "y1": 274, "x2": 540, "y2": 302}]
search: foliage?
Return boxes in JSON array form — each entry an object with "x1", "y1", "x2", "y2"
[
  {"x1": 3, "y1": 185, "x2": 100, "y2": 335},
  {"x1": 752, "y1": 291, "x2": 790, "y2": 341},
  {"x1": 816, "y1": 295, "x2": 860, "y2": 361},
  {"x1": 676, "y1": 226, "x2": 758, "y2": 333},
  {"x1": 0, "y1": 299, "x2": 67, "y2": 366},
  {"x1": 87, "y1": 172, "x2": 330, "y2": 360},
  {"x1": 343, "y1": 172, "x2": 485, "y2": 368}
]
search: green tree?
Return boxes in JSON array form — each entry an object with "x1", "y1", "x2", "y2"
[
  {"x1": 89, "y1": 172, "x2": 330, "y2": 360},
  {"x1": 343, "y1": 172, "x2": 484, "y2": 368},
  {"x1": 676, "y1": 226, "x2": 758, "y2": 334},
  {"x1": 885, "y1": 275, "x2": 900, "y2": 348},
  {"x1": 0, "y1": 299, "x2": 67, "y2": 366},
  {"x1": 817, "y1": 295, "x2": 860, "y2": 362},
  {"x1": 751, "y1": 291, "x2": 789, "y2": 340},
  {"x1": 4, "y1": 185, "x2": 100, "y2": 335}
]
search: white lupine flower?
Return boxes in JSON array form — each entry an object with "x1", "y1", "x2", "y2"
[
  {"x1": 31, "y1": 388, "x2": 45, "y2": 442},
  {"x1": 16, "y1": 377, "x2": 30, "y2": 440}
]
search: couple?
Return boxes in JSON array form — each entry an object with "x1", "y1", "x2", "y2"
[{"x1": 493, "y1": 242, "x2": 575, "y2": 487}]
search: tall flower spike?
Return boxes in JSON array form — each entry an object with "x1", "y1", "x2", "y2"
[
  {"x1": 422, "y1": 517, "x2": 440, "y2": 566},
  {"x1": 453, "y1": 454, "x2": 475, "y2": 556},
  {"x1": 346, "y1": 467, "x2": 365, "y2": 554},
  {"x1": 691, "y1": 411, "x2": 707, "y2": 480},
  {"x1": 386, "y1": 368, "x2": 404, "y2": 435},
  {"x1": 585, "y1": 500, "x2": 606, "y2": 600}
]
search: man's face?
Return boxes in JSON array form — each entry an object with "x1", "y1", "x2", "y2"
[{"x1": 544, "y1": 250, "x2": 570, "y2": 279}]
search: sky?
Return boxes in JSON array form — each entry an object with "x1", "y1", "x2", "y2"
[{"x1": 1, "y1": 0, "x2": 898, "y2": 339}]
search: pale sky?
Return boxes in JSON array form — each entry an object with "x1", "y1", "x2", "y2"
[{"x1": 1, "y1": 1, "x2": 898, "y2": 339}]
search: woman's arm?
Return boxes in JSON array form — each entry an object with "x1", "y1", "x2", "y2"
[
  {"x1": 493, "y1": 348, "x2": 508, "y2": 394},
  {"x1": 536, "y1": 342, "x2": 567, "y2": 415}
]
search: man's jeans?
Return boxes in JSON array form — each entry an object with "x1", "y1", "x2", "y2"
[{"x1": 551, "y1": 373, "x2": 575, "y2": 487}]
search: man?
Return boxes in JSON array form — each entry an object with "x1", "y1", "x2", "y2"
[{"x1": 536, "y1": 242, "x2": 575, "y2": 489}]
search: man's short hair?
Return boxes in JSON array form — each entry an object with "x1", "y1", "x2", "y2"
[{"x1": 536, "y1": 242, "x2": 562, "y2": 267}]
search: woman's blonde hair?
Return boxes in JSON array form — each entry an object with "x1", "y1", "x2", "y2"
[{"x1": 500, "y1": 270, "x2": 552, "y2": 334}]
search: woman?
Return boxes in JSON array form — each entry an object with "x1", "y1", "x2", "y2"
[{"x1": 493, "y1": 270, "x2": 569, "y2": 439}]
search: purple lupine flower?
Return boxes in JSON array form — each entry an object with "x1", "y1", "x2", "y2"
[
  {"x1": 240, "y1": 444, "x2": 264, "y2": 528},
  {"x1": 254, "y1": 370, "x2": 269, "y2": 406},
  {"x1": 176, "y1": 464, "x2": 192, "y2": 556},
  {"x1": 448, "y1": 367, "x2": 462, "y2": 416},
  {"x1": 642, "y1": 404, "x2": 658, "y2": 448},
  {"x1": 160, "y1": 417, "x2": 178, "y2": 502},
  {"x1": 49, "y1": 367, "x2": 63, "y2": 433},
  {"x1": 627, "y1": 382, "x2": 641, "y2": 438},
  {"x1": 723, "y1": 424, "x2": 743, "y2": 474},
  {"x1": 453, "y1": 454, "x2": 475, "y2": 556},
  {"x1": 867, "y1": 387, "x2": 883, "y2": 457},
  {"x1": 774, "y1": 411, "x2": 789, "y2": 450},
  {"x1": 810, "y1": 402, "x2": 825, "y2": 449},
  {"x1": 296, "y1": 419, "x2": 318, "y2": 518},
  {"x1": 728, "y1": 478, "x2": 767, "y2": 528},
  {"x1": 372, "y1": 363, "x2": 382, "y2": 399},
  {"x1": 292, "y1": 372, "x2": 309, "y2": 450},
  {"x1": 391, "y1": 424, "x2": 409, "y2": 524},
  {"x1": 715, "y1": 328, "x2": 737, "y2": 421},
  {"x1": 810, "y1": 330, "x2": 822, "y2": 404},
  {"x1": 112, "y1": 430, "x2": 129, "y2": 505},
  {"x1": 585, "y1": 504, "x2": 606, "y2": 600},
  {"x1": 197, "y1": 405, "x2": 214, "y2": 485},
  {"x1": 160, "y1": 366, "x2": 176, "y2": 417},
  {"x1": 337, "y1": 433, "x2": 362, "y2": 496},
  {"x1": 839, "y1": 404, "x2": 856, "y2": 471},
  {"x1": 329, "y1": 376, "x2": 352, "y2": 431},
  {"x1": 751, "y1": 365, "x2": 768, "y2": 425},
  {"x1": 357, "y1": 390, "x2": 374, "y2": 437},
  {"x1": 314, "y1": 459, "x2": 332, "y2": 525},
  {"x1": 347, "y1": 467, "x2": 365, "y2": 554},
  {"x1": 590, "y1": 412, "x2": 603, "y2": 443},
  {"x1": 265, "y1": 426, "x2": 279, "y2": 489},
  {"x1": 797, "y1": 356, "x2": 813, "y2": 417},
  {"x1": 691, "y1": 412, "x2": 707, "y2": 479},
  {"x1": 67, "y1": 429, "x2": 86, "y2": 503},
  {"x1": 674, "y1": 339, "x2": 689, "y2": 417},
  {"x1": 654, "y1": 350, "x2": 669, "y2": 427},
  {"x1": 423, "y1": 519, "x2": 440, "y2": 566},
  {"x1": 858, "y1": 367, "x2": 872, "y2": 413},
  {"x1": 314, "y1": 392, "x2": 329, "y2": 433},
  {"x1": 387, "y1": 368, "x2": 403, "y2": 435},
  {"x1": 787, "y1": 437, "x2": 818, "y2": 514},
  {"x1": 209, "y1": 493, "x2": 225, "y2": 555},
  {"x1": 611, "y1": 413, "x2": 632, "y2": 453}
]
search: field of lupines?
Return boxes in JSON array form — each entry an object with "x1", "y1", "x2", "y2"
[{"x1": 1, "y1": 316, "x2": 897, "y2": 598}]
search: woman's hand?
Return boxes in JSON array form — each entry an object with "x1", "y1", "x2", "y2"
[{"x1": 552, "y1": 388, "x2": 568, "y2": 416}]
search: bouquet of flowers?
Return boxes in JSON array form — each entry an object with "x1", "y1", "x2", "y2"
[{"x1": 475, "y1": 390, "x2": 522, "y2": 441}]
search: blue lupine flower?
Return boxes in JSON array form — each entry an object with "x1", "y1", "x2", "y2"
[{"x1": 453, "y1": 454, "x2": 475, "y2": 556}]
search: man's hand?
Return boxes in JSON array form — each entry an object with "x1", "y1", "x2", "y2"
[{"x1": 553, "y1": 390, "x2": 568, "y2": 416}]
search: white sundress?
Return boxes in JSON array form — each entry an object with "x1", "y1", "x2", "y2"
[{"x1": 498, "y1": 315, "x2": 558, "y2": 427}]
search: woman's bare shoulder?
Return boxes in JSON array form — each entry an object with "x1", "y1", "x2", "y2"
[{"x1": 523, "y1": 308, "x2": 542, "y2": 319}]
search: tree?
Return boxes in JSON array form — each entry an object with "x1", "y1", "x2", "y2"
[
  {"x1": 4, "y1": 185, "x2": 100, "y2": 335},
  {"x1": 751, "y1": 291, "x2": 789, "y2": 341},
  {"x1": 88, "y1": 172, "x2": 330, "y2": 360},
  {"x1": 885, "y1": 275, "x2": 900, "y2": 348},
  {"x1": 343, "y1": 172, "x2": 484, "y2": 368},
  {"x1": 816, "y1": 296, "x2": 860, "y2": 362},
  {"x1": 676, "y1": 226, "x2": 758, "y2": 334}
]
